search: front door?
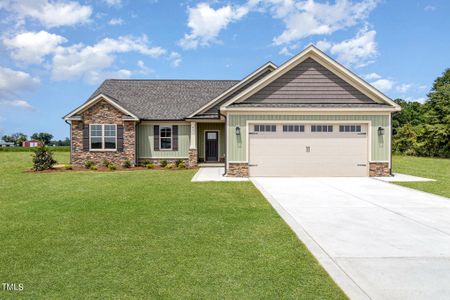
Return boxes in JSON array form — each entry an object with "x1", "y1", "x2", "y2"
[{"x1": 205, "y1": 131, "x2": 219, "y2": 162}]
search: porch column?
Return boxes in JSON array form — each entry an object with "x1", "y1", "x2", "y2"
[
  {"x1": 190, "y1": 122, "x2": 197, "y2": 149},
  {"x1": 188, "y1": 122, "x2": 198, "y2": 168}
]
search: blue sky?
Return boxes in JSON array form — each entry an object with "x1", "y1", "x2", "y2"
[{"x1": 0, "y1": 0, "x2": 449, "y2": 139}]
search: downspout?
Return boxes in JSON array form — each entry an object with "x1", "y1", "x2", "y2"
[
  {"x1": 135, "y1": 120, "x2": 141, "y2": 166},
  {"x1": 65, "y1": 120, "x2": 72, "y2": 164},
  {"x1": 219, "y1": 110, "x2": 227, "y2": 176}
]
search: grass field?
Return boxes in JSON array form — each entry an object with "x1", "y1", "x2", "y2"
[
  {"x1": 0, "y1": 152, "x2": 345, "y2": 299},
  {"x1": 392, "y1": 155, "x2": 450, "y2": 198}
]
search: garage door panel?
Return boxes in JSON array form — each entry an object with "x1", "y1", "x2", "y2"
[{"x1": 249, "y1": 123, "x2": 368, "y2": 177}]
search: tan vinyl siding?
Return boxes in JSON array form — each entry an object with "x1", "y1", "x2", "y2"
[
  {"x1": 197, "y1": 123, "x2": 225, "y2": 161},
  {"x1": 227, "y1": 114, "x2": 390, "y2": 162},
  {"x1": 137, "y1": 123, "x2": 190, "y2": 158},
  {"x1": 244, "y1": 58, "x2": 376, "y2": 104}
]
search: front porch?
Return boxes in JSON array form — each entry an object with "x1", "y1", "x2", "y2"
[{"x1": 189, "y1": 121, "x2": 226, "y2": 166}]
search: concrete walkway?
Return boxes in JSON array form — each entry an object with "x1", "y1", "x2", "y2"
[
  {"x1": 192, "y1": 167, "x2": 249, "y2": 182},
  {"x1": 375, "y1": 173, "x2": 435, "y2": 182},
  {"x1": 252, "y1": 177, "x2": 450, "y2": 300}
]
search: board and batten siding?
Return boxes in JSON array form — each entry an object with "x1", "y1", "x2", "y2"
[
  {"x1": 227, "y1": 114, "x2": 390, "y2": 162},
  {"x1": 197, "y1": 123, "x2": 225, "y2": 161},
  {"x1": 137, "y1": 123, "x2": 190, "y2": 158}
]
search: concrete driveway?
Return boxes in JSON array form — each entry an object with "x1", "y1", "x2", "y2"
[{"x1": 252, "y1": 177, "x2": 450, "y2": 300}]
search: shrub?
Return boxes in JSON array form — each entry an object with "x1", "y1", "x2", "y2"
[
  {"x1": 146, "y1": 163, "x2": 155, "y2": 169},
  {"x1": 32, "y1": 145, "x2": 56, "y2": 171},
  {"x1": 64, "y1": 164, "x2": 73, "y2": 170},
  {"x1": 90, "y1": 165, "x2": 97, "y2": 170},
  {"x1": 165, "y1": 163, "x2": 175, "y2": 169},
  {"x1": 122, "y1": 160, "x2": 132, "y2": 168},
  {"x1": 175, "y1": 159, "x2": 183, "y2": 167},
  {"x1": 108, "y1": 164, "x2": 117, "y2": 171},
  {"x1": 141, "y1": 159, "x2": 151, "y2": 167},
  {"x1": 102, "y1": 159, "x2": 111, "y2": 167},
  {"x1": 160, "y1": 160, "x2": 168, "y2": 167},
  {"x1": 178, "y1": 161, "x2": 186, "y2": 169},
  {"x1": 84, "y1": 161, "x2": 95, "y2": 169}
]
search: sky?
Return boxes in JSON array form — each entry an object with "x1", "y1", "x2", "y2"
[{"x1": 0, "y1": 0, "x2": 449, "y2": 139}]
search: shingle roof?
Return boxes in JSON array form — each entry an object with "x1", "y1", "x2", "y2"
[{"x1": 88, "y1": 79, "x2": 239, "y2": 120}]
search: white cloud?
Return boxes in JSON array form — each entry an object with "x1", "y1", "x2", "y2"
[
  {"x1": 315, "y1": 40, "x2": 331, "y2": 52},
  {"x1": 424, "y1": 5, "x2": 436, "y2": 12},
  {"x1": 51, "y1": 35, "x2": 166, "y2": 83},
  {"x1": 179, "y1": 3, "x2": 250, "y2": 49},
  {"x1": 279, "y1": 46, "x2": 292, "y2": 56},
  {"x1": 3, "y1": 31, "x2": 67, "y2": 64},
  {"x1": 405, "y1": 96, "x2": 427, "y2": 103},
  {"x1": 4, "y1": 0, "x2": 92, "y2": 28},
  {"x1": 371, "y1": 78, "x2": 393, "y2": 92},
  {"x1": 0, "y1": 99, "x2": 34, "y2": 110},
  {"x1": 0, "y1": 67, "x2": 39, "y2": 110},
  {"x1": 168, "y1": 52, "x2": 182, "y2": 67},
  {"x1": 363, "y1": 72, "x2": 381, "y2": 80},
  {"x1": 396, "y1": 83, "x2": 412, "y2": 93},
  {"x1": 85, "y1": 69, "x2": 132, "y2": 85},
  {"x1": 108, "y1": 18, "x2": 124, "y2": 26},
  {"x1": 103, "y1": 0, "x2": 122, "y2": 7},
  {"x1": 271, "y1": 0, "x2": 379, "y2": 45},
  {"x1": 329, "y1": 28, "x2": 377, "y2": 67}
]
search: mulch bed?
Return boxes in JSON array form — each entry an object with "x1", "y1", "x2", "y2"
[{"x1": 26, "y1": 164, "x2": 195, "y2": 173}]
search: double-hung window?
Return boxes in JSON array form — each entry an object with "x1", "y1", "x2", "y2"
[
  {"x1": 90, "y1": 124, "x2": 117, "y2": 150},
  {"x1": 160, "y1": 126, "x2": 172, "y2": 150}
]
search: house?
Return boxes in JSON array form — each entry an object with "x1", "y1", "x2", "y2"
[
  {"x1": 0, "y1": 140, "x2": 15, "y2": 147},
  {"x1": 22, "y1": 140, "x2": 42, "y2": 148},
  {"x1": 63, "y1": 45, "x2": 400, "y2": 177}
]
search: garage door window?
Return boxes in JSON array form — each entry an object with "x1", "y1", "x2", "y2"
[
  {"x1": 283, "y1": 125, "x2": 305, "y2": 132},
  {"x1": 254, "y1": 124, "x2": 276, "y2": 132},
  {"x1": 339, "y1": 125, "x2": 361, "y2": 132},
  {"x1": 311, "y1": 125, "x2": 333, "y2": 132}
]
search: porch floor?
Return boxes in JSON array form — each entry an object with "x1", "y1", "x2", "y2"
[{"x1": 197, "y1": 163, "x2": 225, "y2": 167}]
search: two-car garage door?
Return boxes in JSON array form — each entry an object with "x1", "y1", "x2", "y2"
[{"x1": 249, "y1": 123, "x2": 368, "y2": 177}]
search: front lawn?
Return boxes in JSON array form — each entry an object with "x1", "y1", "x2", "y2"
[
  {"x1": 0, "y1": 152, "x2": 345, "y2": 299},
  {"x1": 393, "y1": 155, "x2": 450, "y2": 198}
]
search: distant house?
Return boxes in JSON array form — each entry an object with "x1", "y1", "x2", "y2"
[
  {"x1": 0, "y1": 140, "x2": 15, "y2": 147},
  {"x1": 22, "y1": 140, "x2": 42, "y2": 148}
]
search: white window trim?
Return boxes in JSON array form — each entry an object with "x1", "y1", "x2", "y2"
[
  {"x1": 159, "y1": 126, "x2": 173, "y2": 151},
  {"x1": 89, "y1": 124, "x2": 117, "y2": 151}
]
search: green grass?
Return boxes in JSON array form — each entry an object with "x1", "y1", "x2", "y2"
[
  {"x1": 0, "y1": 152, "x2": 345, "y2": 299},
  {"x1": 0, "y1": 146, "x2": 69, "y2": 152},
  {"x1": 393, "y1": 155, "x2": 450, "y2": 198}
]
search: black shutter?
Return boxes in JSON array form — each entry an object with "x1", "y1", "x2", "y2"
[
  {"x1": 117, "y1": 125, "x2": 124, "y2": 152},
  {"x1": 154, "y1": 125, "x2": 160, "y2": 151},
  {"x1": 83, "y1": 124, "x2": 89, "y2": 151},
  {"x1": 172, "y1": 125, "x2": 178, "y2": 151}
]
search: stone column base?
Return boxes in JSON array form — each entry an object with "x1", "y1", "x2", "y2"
[
  {"x1": 227, "y1": 163, "x2": 249, "y2": 177},
  {"x1": 188, "y1": 149, "x2": 198, "y2": 168},
  {"x1": 369, "y1": 162, "x2": 390, "y2": 176}
]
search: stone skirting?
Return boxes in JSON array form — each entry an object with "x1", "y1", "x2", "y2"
[
  {"x1": 369, "y1": 162, "x2": 390, "y2": 177},
  {"x1": 188, "y1": 148, "x2": 198, "y2": 168},
  {"x1": 71, "y1": 99, "x2": 136, "y2": 167},
  {"x1": 227, "y1": 163, "x2": 249, "y2": 177}
]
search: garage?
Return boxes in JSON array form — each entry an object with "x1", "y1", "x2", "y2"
[{"x1": 248, "y1": 123, "x2": 369, "y2": 177}]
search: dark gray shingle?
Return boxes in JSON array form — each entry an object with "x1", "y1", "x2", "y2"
[{"x1": 88, "y1": 79, "x2": 239, "y2": 120}]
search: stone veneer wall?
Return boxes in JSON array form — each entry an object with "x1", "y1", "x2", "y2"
[
  {"x1": 369, "y1": 162, "x2": 390, "y2": 177},
  {"x1": 71, "y1": 100, "x2": 136, "y2": 166},
  {"x1": 227, "y1": 163, "x2": 249, "y2": 177},
  {"x1": 188, "y1": 149, "x2": 198, "y2": 168}
]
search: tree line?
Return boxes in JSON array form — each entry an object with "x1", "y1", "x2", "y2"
[
  {"x1": 392, "y1": 68, "x2": 450, "y2": 158},
  {"x1": 1, "y1": 132, "x2": 70, "y2": 147}
]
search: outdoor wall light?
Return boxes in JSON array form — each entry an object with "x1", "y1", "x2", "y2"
[
  {"x1": 235, "y1": 126, "x2": 241, "y2": 136},
  {"x1": 378, "y1": 126, "x2": 385, "y2": 136}
]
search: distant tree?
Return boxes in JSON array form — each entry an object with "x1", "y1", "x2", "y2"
[
  {"x1": 1, "y1": 132, "x2": 28, "y2": 145},
  {"x1": 392, "y1": 98, "x2": 423, "y2": 133},
  {"x1": 31, "y1": 132, "x2": 53, "y2": 145},
  {"x1": 423, "y1": 68, "x2": 450, "y2": 124},
  {"x1": 50, "y1": 138, "x2": 70, "y2": 146}
]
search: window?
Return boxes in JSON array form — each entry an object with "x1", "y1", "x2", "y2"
[
  {"x1": 311, "y1": 125, "x2": 333, "y2": 132},
  {"x1": 339, "y1": 125, "x2": 362, "y2": 132},
  {"x1": 283, "y1": 125, "x2": 305, "y2": 132},
  {"x1": 160, "y1": 126, "x2": 172, "y2": 150},
  {"x1": 90, "y1": 124, "x2": 116, "y2": 150},
  {"x1": 254, "y1": 124, "x2": 276, "y2": 132}
]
